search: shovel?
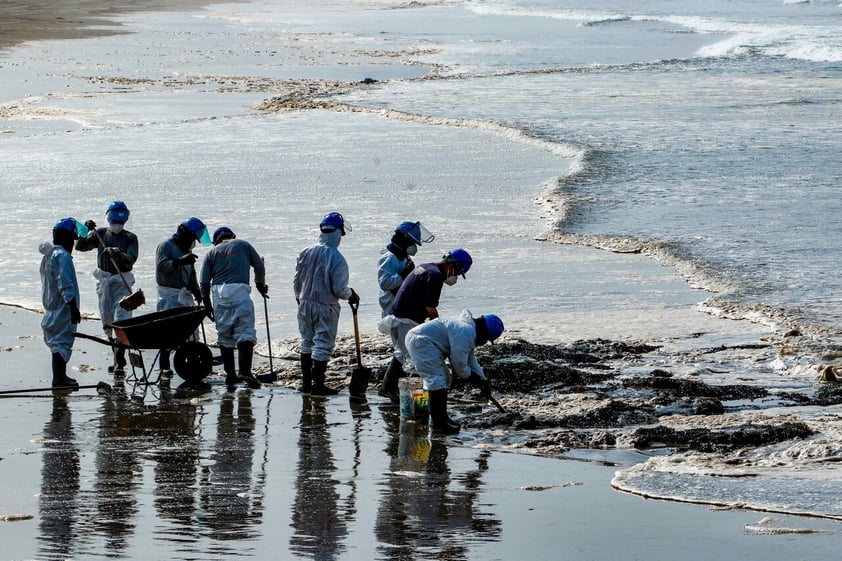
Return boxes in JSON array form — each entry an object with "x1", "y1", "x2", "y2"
[
  {"x1": 348, "y1": 298, "x2": 372, "y2": 403},
  {"x1": 91, "y1": 228, "x2": 145, "y2": 311},
  {"x1": 256, "y1": 294, "x2": 279, "y2": 384}
]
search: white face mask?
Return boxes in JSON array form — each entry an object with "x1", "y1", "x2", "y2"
[
  {"x1": 109, "y1": 223, "x2": 123, "y2": 234},
  {"x1": 190, "y1": 239, "x2": 197, "y2": 250},
  {"x1": 406, "y1": 244, "x2": 418, "y2": 256},
  {"x1": 444, "y1": 276, "x2": 458, "y2": 286}
]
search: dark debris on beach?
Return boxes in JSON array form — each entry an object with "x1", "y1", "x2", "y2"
[{"x1": 253, "y1": 333, "x2": 832, "y2": 460}]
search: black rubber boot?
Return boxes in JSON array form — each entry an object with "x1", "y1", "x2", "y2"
[
  {"x1": 310, "y1": 359, "x2": 339, "y2": 396},
  {"x1": 237, "y1": 341, "x2": 261, "y2": 389},
  {"x1": 221, "y1": 346, "x2": 237, "y2": 389},
  {"x1": 429, "y1": 389, "x2": 460, "y2": 434},
  {"x1": 300, "y1": 353, "x2": 312, "y2": 394},
  {"x1": 113, "y1": 347, "x2": 127, "y2": 376},
  {"x1": 377, "y1": 357, "x2": 404, "y2": 404},
  {"x1": 51, "y1": 353, "x2": 79, "y2": 389}
]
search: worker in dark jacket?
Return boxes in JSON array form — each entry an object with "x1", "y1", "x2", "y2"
[
  {"x1": 200, "y1": 226, "x2": 267, "y2": 390},
  {"x1": 75, "y1": 200, "x2": 139, "y2": 374}
]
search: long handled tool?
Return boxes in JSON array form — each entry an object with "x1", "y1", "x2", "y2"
[
  {"x1": 256, "y1": 295, "x2": 278, "y2": 383},
  {"x1": 348, "y1": 299, "x2": 372, "y2": 403},
  {"x1": 487, "y1": 392, "x2": 506, "y2": 413},
  {"x1": 0, "y1": 381, "x2": 113, "y2": 396},
  {"x1": 91, "y1": 228, "x2": 145, "y2": 311}
]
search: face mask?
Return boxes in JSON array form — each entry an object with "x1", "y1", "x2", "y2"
[
  {"x1": 190, "y1": 239, "x2": 197, "y2": 250},
  {"x1": 444, "y1": 276, "x2": 458, "y2": 286},
  {"x1": 406, "y1": 244, "x2": 418, "y2": 256},
  {"x1": 109, "y1": 223, "x2": 123, "y2": 234}
]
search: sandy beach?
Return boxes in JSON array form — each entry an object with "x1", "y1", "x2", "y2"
[
  {"x1": 3, "y1": 0, "x2": 842, "y2": 559},
  {"x1": 0, "y1": 0, "x2": 231, "y2": 51}
]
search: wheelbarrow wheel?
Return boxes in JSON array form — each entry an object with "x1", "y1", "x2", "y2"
[{"x1": 173, "y1": 341, "x2": 214, "y2": 383}]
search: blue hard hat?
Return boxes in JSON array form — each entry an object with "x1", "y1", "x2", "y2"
[
  {"x1": 106, "y1": 200, "x2": 129, "y2": 224},
  {"x1": 212, "y1": 226, "x2": 236, "y2": 245},
  {"x1": 320, "y1": 212, "x2": 351, "y2": 235},
  {"x1": 182, "y1": 217, "x2": 211, "y2": 246},
  {"x1": 480, "y1": 314, "x2": 504, "y2": 342},
  {"x1": 54, "y1": 217, "x2": 87, "y2": 239},
  {"x1": 444, "y1": 248, "x2": 472, "y2": 276},
  {"x1": 396, "y1": 221, "x2": 434, "y2": 245}
]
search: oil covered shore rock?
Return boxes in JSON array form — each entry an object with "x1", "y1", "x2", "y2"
[{"x1": 258, "y1": 334, "x2": 824, "y2": 461}]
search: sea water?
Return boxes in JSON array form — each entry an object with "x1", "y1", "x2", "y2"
[{"x1": 2, "y1": 0, "x2": 842, "y2": 520}]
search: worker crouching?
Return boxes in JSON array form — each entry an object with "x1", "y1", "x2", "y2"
[{"x1": 405, "y1": 310, "x2": 504, "y2": 434}]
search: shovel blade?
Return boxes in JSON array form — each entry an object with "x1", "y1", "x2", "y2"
[
  {"x1": 349, "y1": 366, "x2": 372, "y2": 400},
  {"x1": 119, "y1": 288, "x2": 146, "y2": 311}
]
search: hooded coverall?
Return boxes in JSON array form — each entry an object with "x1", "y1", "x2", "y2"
[
  {"x1": 40, "y1": 244, "x2": 80, "y2": 362},
  {"x1": 377, "y1": 248, "x2": 412, "y2": 317},
  {"x1": 405, "y1": 310, "x2": 487, "y2": 391},
  {"x1": 293, "y1": 229, "x2": 353, "y2": 362}
]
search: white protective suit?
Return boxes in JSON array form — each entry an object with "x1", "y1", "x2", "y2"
[
  {"x1": 40, "y1": 243, "x2": 80, "y2": 362},
  {"x1": 94, "y1": 268, "x2": 134, "y2": 336},
  {"x1": 377, "y1": 249, "x2": 410, "y2": 316},
  {"x1": 293, "y1": 229, "x2": 353, "y2": 362},
  {"x1": 404, "y1": 310, "x2": 487, "y2": 392}
]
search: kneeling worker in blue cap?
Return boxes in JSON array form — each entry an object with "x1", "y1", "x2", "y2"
[{"x1": 405, "y1": 310, "x2": 504, "y2": 434}]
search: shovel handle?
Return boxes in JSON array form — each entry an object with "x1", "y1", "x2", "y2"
[
  {"x1": 91, "y1": 228, "x2": 132, "y2": 292},
  {"x1": 349, "y1": 300, "x2": 363, "y2": 366}
]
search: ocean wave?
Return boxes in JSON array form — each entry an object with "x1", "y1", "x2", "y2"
[
  {"x1": 468, "y1": 2, "x2": 842, "y2": 63},
  {"x1": 612, "y1": 419, "x2": 842, "y2": 521}
]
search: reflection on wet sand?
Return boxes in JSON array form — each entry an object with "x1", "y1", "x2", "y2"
[
  {"x1": 375, "y1": 411, "x2": 501, "y2": 560},
  {"x1": 38, "y1": 395, "x2": 80, "y2": 560},
  {"x1": 89, "y1": 387, "x2": 206, "y2": 554},
  {"x1": 290, "y1": 396, "x2": 348, "y2": 560},
  {"x1": 199, "y1": 391, "x2": 263, "y2": 546},
  {"x1": 33, "y1": 383, "x2": 504, "y2": 560}
]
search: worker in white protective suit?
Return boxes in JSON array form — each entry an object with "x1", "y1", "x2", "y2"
[
  {"x1": 155, "y1": 217, "x2": 211, "y2": 377},
  {"x1": 377, "y1": 220, "x2": 435, "y2": 317},
  {"x1": 200, "y1": 226, "x2": 268, "y2": 390},
  {"x1": 75, "y1": 200, "x2": 139, "y2": 375},
  {"x1": 293, "y1": 212, "x2": 360, "y2": 396},
  {"x1": 40, "y1": 218, "x2": 86, "y2": 389},
  {"x1": 405, "y1": 310, "x2": 504, "y2": 434}
]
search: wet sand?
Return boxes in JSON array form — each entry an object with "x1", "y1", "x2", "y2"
[
  {"x1": 1, "y1": 305, "x2": 839, "y2": 560},
  {"x1": 0, "y1": 0, "x2": 232, "y2": 51}
]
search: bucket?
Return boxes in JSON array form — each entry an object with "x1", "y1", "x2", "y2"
[{"x1": 398, "y1": 377, "x2": 429, "y2": 424}]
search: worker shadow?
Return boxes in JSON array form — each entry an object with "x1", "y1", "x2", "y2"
[
  {"x1": 289, "y1": 396, "x2": 348, "y2": 560},
  {"x1": 374, "y1": 410, "x2": 503, "y2": 560},
  {"x1": 37, "y1": 395, "x2": 81, "y2": 560}
]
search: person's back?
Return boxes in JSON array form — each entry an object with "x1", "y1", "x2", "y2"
[
  {"x1": 294, "y1": 231, "x2": 349, "y2": 306},
  {"x1": 294, "y1": 212, "x2": 358, "y2": 396},
  {"x1": 203, "y1": 238, "x2": 263, "y2": 286},
  {"x1": 390, "y1": 262, "x2": 443, "y2": 323}
]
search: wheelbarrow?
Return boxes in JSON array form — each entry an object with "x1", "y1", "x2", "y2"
[{"x1": 76, "y1": 306, "x2": 213, "y2": 385}]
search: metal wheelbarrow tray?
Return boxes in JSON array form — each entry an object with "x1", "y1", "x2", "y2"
[
  {"x1": 111, "y1": 306, "x2": 207, "y2": 349},
  {"x1": 109, "y1": 306, "x2": 213, "y2": 384}
]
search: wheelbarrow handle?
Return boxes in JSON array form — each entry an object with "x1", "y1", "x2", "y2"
[{"x1": 74, "y1": 331, "x2": 117, "y2": 347}]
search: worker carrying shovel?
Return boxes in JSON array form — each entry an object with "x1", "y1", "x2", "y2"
[{"x1": 75, "y1": 201, "x2": 141, "y2": 375}]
